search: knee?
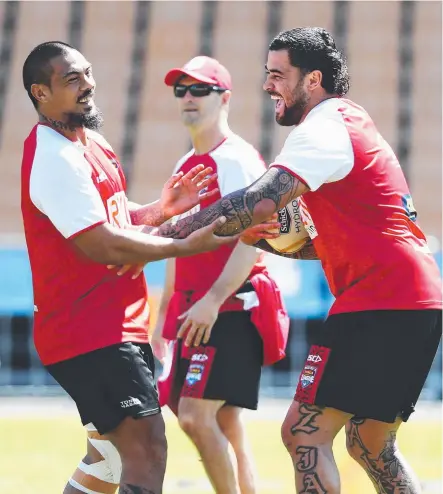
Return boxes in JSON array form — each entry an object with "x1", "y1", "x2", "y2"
[
  {"x1": 281, "y1": 413, "x2": 303, "y2": 453},
  {"x1": 280, "y1": 402, "x2": 336, "y2": 455},
  {"x1": 346, "y1": 435, "x2": 396, "y2": 469},
  {"x1": 120, "y1": 419, "x2": 167, "y2": 467},
  {"x1": 178, "y1": 411, "x2": 204, "y2": 438},
  {"x1": 178, "y1": 407, "x2": 218, "y2": 442},
  {"x1": 346, "y1": 435, "x2": 363, "y2": 462},
  {"x1": 346, "y1": 419, "x2": 368, "y2": 463},
  {"x1": 144, "y1": 423, "x2": 168, "y2": 464},
  {"x1": 345, "y1": 419, "x2": 397, "y2": 465},
  {"x1": 121, "y1": 436, "x2": 168, "y2": 476}
]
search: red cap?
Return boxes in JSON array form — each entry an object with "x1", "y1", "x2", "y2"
[{"x1": 164, "y1": 56, "x2": 232, "y2": 90}]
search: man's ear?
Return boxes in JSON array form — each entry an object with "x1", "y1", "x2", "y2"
[
  {"x1": 306, "y1": 70, "x2": 323, "y2": 91},
  {"x1": 221, "y1": 90, "x2": 231, "y2": 105},
  {"x1": 31, "y1": 83, "x2": 51, "y2": 105}
]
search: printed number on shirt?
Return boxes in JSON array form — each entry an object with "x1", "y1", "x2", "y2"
[
  {"x1": 107, "y1": 191, "x2": 130, "y2": 228},
  {"x1": 298, "y1": 197, "x2": 318, "y2": 240}
]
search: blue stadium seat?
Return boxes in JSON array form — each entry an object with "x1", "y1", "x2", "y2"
[
  {"x1": 0, "y1": 249, "x2": 34, "y2": 316},
  {"x1": 284, "y1": 261, "x2": 332, "y2": 320}
]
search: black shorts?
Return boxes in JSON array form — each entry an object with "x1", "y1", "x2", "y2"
[
  {"x1": 46, "y1": 342, "x2": 161, "y2": 434},
  {"x1": 295, "y1": 309, "x2": 442, "y2": 423},
  {"x1": 173, "y1": 311, "x2": 263, "y2": 410}
]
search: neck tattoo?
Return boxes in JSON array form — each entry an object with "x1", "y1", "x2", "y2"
[{"x1": 40, "y1": 114, "x2": 76, "y2": 132}]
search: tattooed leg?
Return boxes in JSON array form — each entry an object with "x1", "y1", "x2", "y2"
[
  {"x1": 282, "y1": 401, "x2": 351, "y2": 493},
  {"x1": 346, "y1": 417, "x2": 422, "y2": 494},
  {"x1": 106, "y1": 414, "x2": 167, "y2": 494}
]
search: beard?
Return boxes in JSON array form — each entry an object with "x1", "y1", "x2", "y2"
[
  {"x1": 65, "y1": 106, "x2": 104, "y2": 131},
  {"x1": 180, "y1": 107, "x2": 202, "y2": 127},
  {"x1": 276, "y1": 80, "x2": 309, "y2": 127}
]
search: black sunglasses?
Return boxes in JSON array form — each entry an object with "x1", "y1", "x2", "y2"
[{"x1": 174, "y1": 83, "x2": 227, "y2": 98}]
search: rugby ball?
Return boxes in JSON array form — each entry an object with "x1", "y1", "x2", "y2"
[{"x1": 266, "y1": 199, "x2": 310, "y2": 253}]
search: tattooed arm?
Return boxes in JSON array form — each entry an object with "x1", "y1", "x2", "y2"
[
  {"x1": 155, "y1": 167, "x2": 309, "y2": 239},
  {"x1": 128, "y1": 164, "x2": 219, "y2": 227},
  {"x1": 128, "y1": 201, "x2": 168, "y2": 227},
  {"x1": 254, "y1": 239, "x2": 319, "y2": 260}
]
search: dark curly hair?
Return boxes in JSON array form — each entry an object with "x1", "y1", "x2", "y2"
[{"x1": 269, "y1": 27, "x2": 350, "y2": 96}]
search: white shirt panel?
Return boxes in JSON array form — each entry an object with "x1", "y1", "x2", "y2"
[
  {"x1": 86, "y1": 128, "x2": 114, "y2": 153},
  {"x1": 211, "y1": 135, "x2": 266, "y2": 195},
  {"x1": 30, "y1": 125, "x2": 108, "y2": 239},
  {"x1": 271, "y1": 99, "x2": 354, "y2": 191}
]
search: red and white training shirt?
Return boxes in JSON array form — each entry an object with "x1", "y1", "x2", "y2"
[
  {"x1": 270, "y1": 98, "x2": 442, "y2": 314},
  {"x1": 21, "y1": 124, "x2": 150, "y2": 365},
  {"x1": 172, "y1": 134, "x2": 267, "y2": 293}
]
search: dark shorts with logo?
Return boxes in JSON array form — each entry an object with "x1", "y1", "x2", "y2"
[
  {"x1": 173, "y1": 311, "x2": 264, "y2": 410},
  {"x1": 45, "y1": 342, "x2": 160, "y2": 434},
  {"x1": 295, "y1": 309, "x2": 442, "y2": 423}
]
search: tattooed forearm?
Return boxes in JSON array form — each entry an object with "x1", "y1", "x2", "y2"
[
  {"x1": 119, "y1": 485, "x2": 156, "y2": 494},
  {"x1": 155, "y1": 167, "x2": 308, "y2": 239},
  {"x1": 347, "y1": 418, "x2": 418, "y2": 494},
  {"x1": 290, "y1": 404, "x2": 323, "y2": 435},
  {"x1": 129, "y1": 201, "x2": 168, "y2": 227},
  {"x1": 255, "y1": 239, "x2": 319, "y2": 260}
]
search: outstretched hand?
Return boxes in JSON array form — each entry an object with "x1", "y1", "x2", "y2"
[{"x1": 160, "y1": 164, "x2": 219, "y2": 218}]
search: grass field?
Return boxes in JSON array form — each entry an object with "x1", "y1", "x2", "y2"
[{"x1": 0, "y1": 398, "x2": 440, "y2": 493}]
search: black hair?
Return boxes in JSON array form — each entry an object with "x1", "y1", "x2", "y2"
[
  {"x1": 22, "y1": 41, "x2": 75, "y2": 109},
  {"x1": 269, "y1": 27, "x2": 350, "y2": 96}
]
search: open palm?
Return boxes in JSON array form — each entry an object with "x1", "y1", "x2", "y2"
[{"x1": 160, "y1": 164, "x2": 218, "y2": 218}]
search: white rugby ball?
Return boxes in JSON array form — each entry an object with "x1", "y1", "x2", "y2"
[{"x1": 266, "y1": 199, "x2": 310, "y2": 253}]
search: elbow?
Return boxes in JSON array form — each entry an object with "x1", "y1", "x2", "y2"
[
  {"x1": 72, "y1": 223, "x2": 135, "y2": 265},
  {"x1": 75, "y1": 232, "x2": 125, "y2": 265},
  {"x1": 243, "y1": 193, "x2": 277, "y2": 224},
  {"x1": 79, "y1": 242, "x2": 120, "y2": 265},
  {"x1": 256, "y1": 202, "x2": 277, "y2": 222}
]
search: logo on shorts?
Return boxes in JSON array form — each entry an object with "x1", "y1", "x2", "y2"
[
  {"x1": 185, "y1": 363, "x2": 204, "y2": 386},
  {"x1": 120, "y1": 397, "x2": 142, "y2": 408},
  {"x1": 300, "y1": 365, "x2": 317, "y2": 388},
  {"x1": 191, "y1": 353, "x2": 209, "y2": 362}
]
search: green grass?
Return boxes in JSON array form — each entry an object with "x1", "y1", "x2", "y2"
[{"x1": 0, "y1": 413, "x2": 440, "y2": 493}]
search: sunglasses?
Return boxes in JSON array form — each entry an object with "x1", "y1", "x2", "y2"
[{"x1": 174, "y1": 83, "x2": 227, "y2": 98}]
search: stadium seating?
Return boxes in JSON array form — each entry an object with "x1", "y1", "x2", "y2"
[{"x1": 0, "y1": 2, "x2": 440, "y2": 395}]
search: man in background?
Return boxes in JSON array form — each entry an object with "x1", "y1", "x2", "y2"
[{"x1": 152, "y1": 56, "x2": 289, "y2": 494}]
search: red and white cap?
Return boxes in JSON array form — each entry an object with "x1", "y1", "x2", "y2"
[{"x1": 164, "y1": 56, "x2": 232, "y2": 90}]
